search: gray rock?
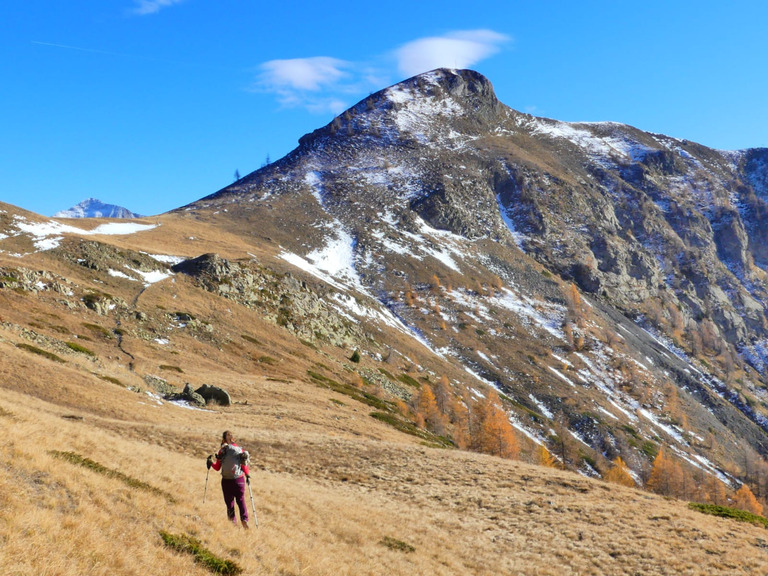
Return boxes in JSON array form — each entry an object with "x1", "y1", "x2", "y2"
[
  {"x1": 195, "y1": 384, "x2": 231, "y2": 406},
  {"x1": 165, "y1": 383, "x2": 206, "y2": 407}
]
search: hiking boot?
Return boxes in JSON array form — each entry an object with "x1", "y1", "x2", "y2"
[{"x1": 242, "y1": 520, "x2": 249, "y2": 530}]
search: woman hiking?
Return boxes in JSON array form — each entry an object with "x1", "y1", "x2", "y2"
[{"x1": 207, "y1": 430, "x2": 251, "y2": 529}]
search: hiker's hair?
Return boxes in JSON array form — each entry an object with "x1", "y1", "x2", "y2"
[{"x1": 222, "y1": 430, "x2": 234, "y2": 445}]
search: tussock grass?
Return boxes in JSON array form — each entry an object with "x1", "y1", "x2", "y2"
[
  {"x1": 379, "y1": 535, "x2": 415, "y2": 553},
  {"x1": 159, "y1": 364, "x2": 184, "y2": 373},
  {"x1": 308, "y1": 369, "x2": 394, "y2": 412},
  {"x1": 97, "y1": 374, "x2": 124, "y2": 386},
  {"x1": 689, "y1": 502, "x2": 768, "y2": 528},
  {"x1": 66, "y1": 341, "x2": 96, "y2": 356},
  {"x1": 397, "y1": 373, "x2": 421, "y2": 388},
  {"x1": 16, "y1": 342, "x2": 65, "y2": 363},
  {"x1": 50, "y1": 450, "x2": 175, "y2": 503},
  {"x1": 159, "y1": 531, "x2": 243, "y2": 575}
]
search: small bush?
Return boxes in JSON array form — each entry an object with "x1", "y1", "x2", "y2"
[
  {"x1": 689, "y1": 502, "x2": 768, "y2": 528},
  {"x1": 641, "y1": 441, "x2": 658, "y2": 460},
  {"x1": 159, "y1": 531, "x2": 243, "y2": 575},
  {"x1": 241, "y1": 334, "x2": 261, "y2": 345},
  {"x1": 349, "y1": 349, "x2": 361, "y2": 363},
  {"x1": 258, "y1": 355, "x2": 279, "y2": 365},
  {"x1": 379, "y1": 368, "x2": 396, "y2": 380},
  {"x1": 379, "y1": 536, "x2": 415, "y2": 553},
  {"x1": 397, "y1": 373, "x2": 421, "y2": 388},
  {"x1": 16, "y1": 343, "x2": 65, "y2": 363},
  {"x1": 66, "y1": 341, "x2": 96, "y2": 356},
  {"x1": 160, "y1": 364, "x2": 184, "y2": 373},
  {"x1": 98, "y1": 375, "x2": 123, "y2": 386}
]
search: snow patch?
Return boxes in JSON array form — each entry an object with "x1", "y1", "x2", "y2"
[
  {"x1": 529, "y1": 394, "x2": 553, "y2": 419},
  {"x1": 9, "y1": 216, "x2": 158, "y2": 253},
  {"x1": 147, "y1": 253, "x2": 186, "y2": 265},
  {"x1": 108, "y1": 269, "x2": 137, "y2": 281},
  {"x1": 496, "y1": 193, "x2": 527, "y2": 249},
  {"x1": 128, "y1": 268, "x2": 173, "y2": 286}
]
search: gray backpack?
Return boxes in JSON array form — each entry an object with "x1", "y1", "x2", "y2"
[{"x1": 219, "y1": 444, "x2": 244, "y2": 479}]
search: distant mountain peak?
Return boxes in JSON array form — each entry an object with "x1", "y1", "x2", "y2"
[{"x1": 54, "y1": 198, "x2": 143, "y2": 219}]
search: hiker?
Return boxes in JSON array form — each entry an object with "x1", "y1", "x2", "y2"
[{"x1": 207, "y1": 430, "x2": 251, "y2": 528}]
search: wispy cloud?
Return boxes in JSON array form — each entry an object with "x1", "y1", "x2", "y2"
[
  {"x1": 255, "y1": 57, "x2": 365, "y2": 115},
  {"x1": 260, "y1": 57, "x2": 351, "y2": 92},
  {"x1": 395, "y1": 30, "x2": 511, "y2": 78},
  {"x1": 254, "y1": 29, "x2": 509, "y2": 114},
  {"x1": 131, "y1": 0, "x2": 186, "y2": 15}
]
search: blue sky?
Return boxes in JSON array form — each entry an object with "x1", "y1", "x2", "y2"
[{"x1": 2, "y1": 1, "x2": 767, "y2": 217}]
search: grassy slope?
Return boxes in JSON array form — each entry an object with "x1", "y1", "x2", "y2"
[
  {"x1": 2, "y1": 342, "x2": 768, "y2": 576},
  {"x1": 2, "y1": 211, "x2": 768, "y2": 575}
]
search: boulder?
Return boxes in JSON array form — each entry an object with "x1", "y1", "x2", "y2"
[
  {"x1": 195, "y1": 384, "x2": 231, "y2": 406},
  {"x1": 165, "y1": 383, "x2": 206, "y2": 407}
]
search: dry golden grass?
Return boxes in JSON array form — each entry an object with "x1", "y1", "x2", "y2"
[{"x1": 3, "y1": 359, "x2": 768, "y2": 576}]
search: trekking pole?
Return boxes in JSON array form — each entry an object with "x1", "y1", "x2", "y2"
[
  {"x1": 246, "y1": 477, "x2": 259, "y2": 527},
  {"x1": 204, "y1": 468, "x2": 210, "y2": 503}
]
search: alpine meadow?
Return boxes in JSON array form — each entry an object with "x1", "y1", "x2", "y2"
[{"x1": 4, "y1": 69, "x2": 768, "y2": 575}]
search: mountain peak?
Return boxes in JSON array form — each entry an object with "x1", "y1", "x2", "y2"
[
  {"x1": 394, "y1": 68, "x2": 498, "y2": 99},
  {"x1": 54, "y1": 198, "x2": 143, "y2": 219},
  {"x1": 295, "y1": 68, "x2": 503, "y2": 152}
]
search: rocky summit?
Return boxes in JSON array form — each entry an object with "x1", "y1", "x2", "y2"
[{"x1": 3, "y1": 69, "x2": 768, "y2": 574}]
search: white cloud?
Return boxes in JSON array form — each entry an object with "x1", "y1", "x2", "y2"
[
  {"x1": 255, "y1": 57, "x2": 360, "y2": 114},
  {"x1": 131, "y1": 0, "x2": 186, "y2": 15},
  {"x1": 260, "y1": 57, "x2": 351, "y2": 92},
  {"x1": 253, "y1": 30, "x2": 509, "y2": 114},
  {"x1": 396, "y1": 30, "x2": 510, "y2": 77}
]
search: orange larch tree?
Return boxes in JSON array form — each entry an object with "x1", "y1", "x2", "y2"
[
  {"x1": 414, "y1": 383, "x2": 447, "y2": 436},
  {"x1": 647, "y1": 448, "x2": 683, "y2": 497},
  {"x1": 475, "y1": 390, "x2": 519, "y2": 459},
  {"x1": 604, "y1": 457, "x2": 636, "y2": 488},
  {"x1": 537, "y1": 445, "x2": 558, "y2": 468},
  {"x1": 733, "y1": 484, "x2": 764, "y2": 516}
]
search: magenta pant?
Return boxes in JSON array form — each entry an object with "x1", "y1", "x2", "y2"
[{"x1": 221, "y1": 476, "x2": 249, "y2": 524}]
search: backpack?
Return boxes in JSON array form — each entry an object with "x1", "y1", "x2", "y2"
[{"x1": 218, "y1": 444, "x2": 244, "y2": 479}]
